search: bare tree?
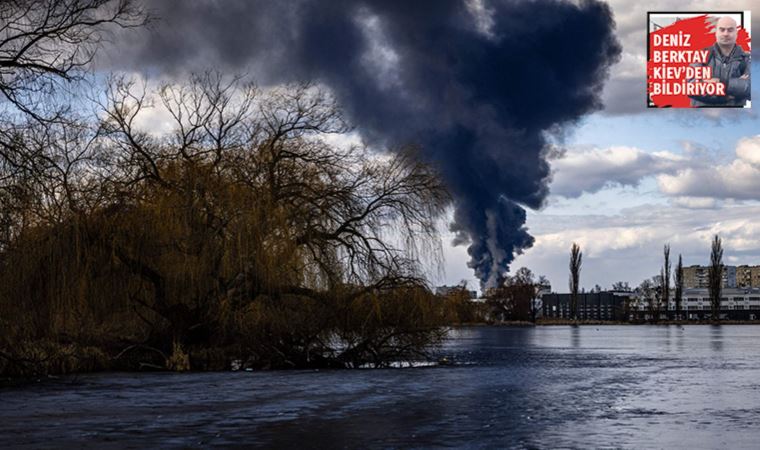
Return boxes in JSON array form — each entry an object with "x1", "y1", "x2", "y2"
[
  {"x1": 1, "y1": 74, "x2": 454, "y2": 372},
  {"x1": 708, "y1": 235, "x2": 723, "y2": 321},
  {"x1": 651, "y1": 275, "x2": 662, "y2": 322},
  {"x1": 0, "y1": 0, "x2": 146, "y2": 121},
  {"x1": 661, "y1": 244, "x2": 671, "y2": 319},
  {"x1": 486, "y1": 267, "x2": 548, "y2": 322},
  {"x1": 0, "y1": 0, "x2": 147, "y2": 376},
  {"x1": 94, "y1": 75, "x2": 449, "y2": 367},
  {"x1": 0, "y1": 0, "x2": 145, "y2": 250},
  {"x1": 674, "y1": 254, "x2": 683, "y2": 320},
  {"x1": 535, "y1": 275, "x2": 550, "y2": 322},
  {"x1": 569, "y1": 242, "x2": 582, "y2": 320},
  {"x1": 637, "y1": 278, "x2": 656, "y2": 322}
]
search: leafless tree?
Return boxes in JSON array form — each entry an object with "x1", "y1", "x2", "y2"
[
  {"x1": 93, "y1": 75, "x2": 450, "y2": 364},
  {"x1": 0, "y1": 0, "x2": 147, "y2": 376},
  {"x1": 709, "y1": 235, "x2": 723, "y2": 321},
  {"x1": 636, "y1": 278, "x2": 656, "y2": 322},
  {"x1": 0, "y1": 0, "x2": 145, "y2": 249},
  {"x1": 611, "y1": 281, "x2": 632, "y2": 292},
  {"x1": 661, "y1": 244, "x2": 671, "y2": 319},
  {"x1": 1, "y1": 73, "x2": 453, "y2": 371},
  {"x1": 651, "y1": 275, "x2": 662, "y2": 322},
  {"x1": 569, "y1": 242, "x2": 582, "y2": 320},
  {"x1": 535, "y1": 275, "x2": 550, "y2": 321},
  {"x1": 0, "y1": 0, "x2": 146, "y2": 121},
  {"x1": 0, "y1": 2, "x2": 452, "y2": 373},
  {"x1": 674, "y1": 254, "x2": 683, "y2": 320},
  {"x1": 486, "y1": 267, "x2": 547, "y2": 322}
]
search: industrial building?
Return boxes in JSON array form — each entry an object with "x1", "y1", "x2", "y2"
[{"x1": 541, "y1": 292, "x2": 635, "y2": 321}]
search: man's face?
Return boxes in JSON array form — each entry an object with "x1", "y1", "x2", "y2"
[{"x1": 715, "y1": 17, "x2": 738, "y2": 46}]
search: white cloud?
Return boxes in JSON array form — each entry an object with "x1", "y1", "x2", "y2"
[
  {"x1": 549, "y1": 136, "x2": 760, "y2": 202},
  {"x1": 550, "y1": 146, "x2": 689, "y2": 197},
  {"x1": 133, "y1": 99, "x2": 176, "y2": 137},
  {"x1": 657, "y1": 135, "x2": 760, "y2": 200},
  {"x1": 510, "y1": 202, "x2": 760, "y2": 291},
  {"x1": 670, "y1": 196, "x2": 719, "y2": 209},
  {"x1": 736, "y1": 135, "x2": 760, "y2": 166}
]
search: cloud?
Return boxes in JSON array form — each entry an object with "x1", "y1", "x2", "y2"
[
  {"x1": 549, "y1": 136, "x2": 760, "y2": 202},
  {"x1": 657, "y1": 135, "x2": 760, "y2": 200},
  {"x1": 550, "y1": 146, "x2": 689, "y2": 197},
  {"x1": 522, "y1": 131, "x2": 760, "y2": 288},
  {"x1": 736, "y1": 135, "x2": 760, "y2": 165},
  {"x1": 511, "y1": 201, "x2": 760, "y2": 290},
  {"x1": 670, "y1": 196, "x2": 719, "y2": 209}
]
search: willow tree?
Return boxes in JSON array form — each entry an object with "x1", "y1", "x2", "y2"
[
  {"x1": 0, "y1": 0, "x2": 145, "y2": 255},
  {"x1": 1, "y1": 74, "x2": 451, "y2": 372},
  {"x1": 0, "y1": 2, "x2": 452, "y2": 375},
  {"x1": 0, "y1": 0, "x2": 147, "y2": 376}
]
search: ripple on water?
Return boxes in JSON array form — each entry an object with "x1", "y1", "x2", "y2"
[{"x1": 4, "y1": 325, "x2": 760, "y2": 448}]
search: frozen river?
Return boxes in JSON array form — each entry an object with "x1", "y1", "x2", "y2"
[{"x1": 3, "y1": 325, "x2": 760, "y2": 448}]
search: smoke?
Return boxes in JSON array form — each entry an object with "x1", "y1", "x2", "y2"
[{"x1": 111, "y1": 0, "x2": 621, "y2": 287}]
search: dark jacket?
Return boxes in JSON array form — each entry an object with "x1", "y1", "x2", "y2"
[{"x1": 690, "y1": 44, "x2": 751, "y2": 107}]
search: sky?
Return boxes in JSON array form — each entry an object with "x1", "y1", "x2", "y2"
[
  {"x1": 99, "y1": 0, "x2": 760, "y2": 294},
  {"x1": 440, "y1": 0, "x2": 760, "y2": 293}
]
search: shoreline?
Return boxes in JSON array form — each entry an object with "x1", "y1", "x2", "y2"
[{"x1": 457, "y1": 319, "x2": 760, "y2": 326}]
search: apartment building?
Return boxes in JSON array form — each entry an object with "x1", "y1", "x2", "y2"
[
  {"x1": 736, "y1": 265, "x2": 760, "y2": 287},
  {"x1": 682, "y1": 265, "x2": 737, "y2": 289}
]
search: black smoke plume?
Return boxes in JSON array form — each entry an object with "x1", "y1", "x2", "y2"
[{"x1": 111, "y1": 0, "x2": 621, "y2": 287}]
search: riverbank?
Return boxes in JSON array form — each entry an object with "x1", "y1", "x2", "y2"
[{"x1": 471, "y1": 318, "x2": 760, "y2": 326}]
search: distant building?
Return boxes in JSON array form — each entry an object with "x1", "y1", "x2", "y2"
[
  {"x1": 736, "y1": 265, "x2": 760, "y2": 288},
  {"x1": 541, "y1": 291, "x2": 635, "y2": 321},
  {"x1": 435, "y1": 285, "x2": 477, "y2": 299},
  {"x1": 634, "y1": 287, "x2": 760, "y2": 321},
  {"x1": 682, "y1": 265, "x2": 737, "y2": 289}
]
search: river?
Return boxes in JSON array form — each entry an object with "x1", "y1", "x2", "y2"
[{"x1": 3, "y1": 325, "x2": 760, "y2": 448}]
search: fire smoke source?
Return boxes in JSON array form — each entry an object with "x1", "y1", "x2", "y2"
[{"x1": 118, "y1": 0, "x2": 621, "y2": 287}]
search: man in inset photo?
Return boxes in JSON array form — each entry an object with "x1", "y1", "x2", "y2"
[{"x1": 690, "y1": 16, "x2": 751, "y2": 107}]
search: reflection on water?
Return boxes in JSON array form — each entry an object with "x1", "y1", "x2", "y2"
[
  {"x1": 3, "y1": 325, "x2": 760, "y2": 448},
  {"x1": 570, "y1": 324, "x2": 581, "y2": 348},
  {"x1": 710, "y1": 324, "x2": 724, "y2": 351}
]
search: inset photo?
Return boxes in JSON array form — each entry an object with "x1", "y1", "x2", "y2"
[{"x1": 647, "y1": 11, "x2": 751, "y2": 108}]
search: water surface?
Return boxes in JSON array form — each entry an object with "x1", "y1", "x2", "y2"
[{"x1": 2, "y1": 325, "x2": 760, "y2": 448}]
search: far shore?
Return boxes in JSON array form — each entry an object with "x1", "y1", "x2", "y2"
[{"x1": 457, "y1": 319, "x2": 760, "y2": 326}]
